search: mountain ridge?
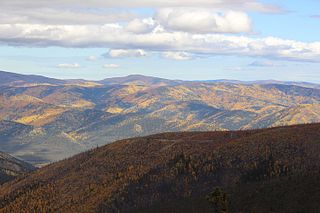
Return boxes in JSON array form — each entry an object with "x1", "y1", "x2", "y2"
[
  {"x1": 0, "y1": 123, "x2": 319, "y2": 212},
  {"x1": 1, "y1": 70, "x2": 319, "y2": 87},
  {"x1": 0, "y1": 70, "x2": 320, "y2": 165}
]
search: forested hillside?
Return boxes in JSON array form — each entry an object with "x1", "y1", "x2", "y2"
[
  {"x1": 1, "y1": 71, "x2": 320, "y2": 165},
  {"x1": 0, "y1": 123, "x2": 319, "y2": 212}
]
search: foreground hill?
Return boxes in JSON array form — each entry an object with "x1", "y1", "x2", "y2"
[
  {"x1": 0, "y1": 151, "x2": 35, "y2": 185},
  {"x1": 0, "y1": 123, "x2": 319, "y2": 212}
]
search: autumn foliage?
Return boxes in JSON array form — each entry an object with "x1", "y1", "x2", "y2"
[{"x1": 0, "y1": 123, "x2": 319, "y2": 212}]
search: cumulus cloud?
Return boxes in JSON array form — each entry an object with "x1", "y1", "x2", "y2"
[
  {"x1": 0, "y1": 1, "x2": 317, "y2": 63},
  {"x1": 103, "y1": 64, "x2": 120, "y2": 68},
  {"x1": 163, "y1": 51, "x2": 192, "y2": 60},
  {"x1": 56, "y1": 63, "x2": 81, "y2": 69},
  {"x1": 108, "y1": 49, "x2": 147, "y2": 58},
  {"x1": 156, "y1": 9, "x2": 252, "y2": 34},
  {"x1": 1, "y1": 23, "x2": 319, "y2": 62},
  {"x1": 126, "y1": 18, "x2": 156, "y2": 34}
]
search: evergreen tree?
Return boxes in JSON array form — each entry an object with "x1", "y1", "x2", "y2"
[{"x1": 206, "y1": 188, "x2": 229, "y2": 213}]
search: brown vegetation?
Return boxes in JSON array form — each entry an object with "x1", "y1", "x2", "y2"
[
  {"x1": 0, "y1": 123, "x2": 319, "y2": 212},
  {"x1": 1, "y1": 73, "x2": 320, "y2": 165}
]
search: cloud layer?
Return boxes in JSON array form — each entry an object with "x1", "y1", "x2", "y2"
[
  {"x1": 1, "y1": 23, "x2": 320, "y2": 62},
  {"x1": 0, "y1": 0, "x2": 283, "y2": 13},
  {"x1": 1, "y1": 0, "x2": 318, "y2": 63}
]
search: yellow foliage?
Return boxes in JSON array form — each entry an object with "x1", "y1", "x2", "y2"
[
  {"x1": 65, "y1": 132, "x2": 88, "y2": 141},
  {"x1": 16, "y1": 108, "x2": 66, "y2": 126},
  {"x1": 65, "y1": 82, "x2": 103, "y2": 88},
  {"x1": 10, "y1": 95, "x2": 43, "y2": 103},
  {"x1": 106, "y1": 107, "x2": 124, "y2": 114},
  {"x1": 137, "y1": 98, "x2": 157, "y2": 108},
  {"x1": 70, "y1": 100, "x2": 95, "y2": 108},
  {"x1": 123, "y1": 85, "x2": 145, "y2": 94}
]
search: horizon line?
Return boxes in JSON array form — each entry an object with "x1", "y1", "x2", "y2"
[{"x1": 1, "y1": 69, "x2": 319, "y2": 85}]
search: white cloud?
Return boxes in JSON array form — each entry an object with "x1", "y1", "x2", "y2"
[
  {"x1": 87, "y1": 56, "x2": 97, "y2": 61},
  {"x1": 0, "y1": 0, "x2": 284, "y2": 13},
  {"x1": 0, "y1": 8, "x2": 137, "y2": 25},
  {"x1": 249, "y1": 60, "x2": 284, "y2": 67},
  {"x1": 156, "y1": 9, "x2": 252, "y2": 34},
  {"x1": 1, "y1": 23, "x2": 319, "y2": 62},
  {"x1": 126, "y1": 18, "x2": 156, "y2": 34},
  {"x1": 56, "y1": 63, "x2": 81, "y2": 69},
  {"x1": 163, "y1": 51, "x2": 192, "y2": 60},
  {"x1": 6, "y1": 0, "x2": 319, "y2": 68},
  {"x1": 103, "y1": 64, "x2": 120, "y2": 68},
  {"x1": 108, "y1": 49, "x2": 147, "y2": 58}
]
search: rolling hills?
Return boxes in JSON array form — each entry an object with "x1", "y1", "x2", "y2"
[
  {"x1": 0, "y1": 70, "x2": 65, "y2": 87},
  {"x1": 0, "y1": 71, "x2": 320, "y2": 165},
  {"x1": 0, "y1": 123, "x2": 319, "y2": 212}
]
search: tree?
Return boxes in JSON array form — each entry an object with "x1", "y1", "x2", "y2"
[{"x1": 206, "y1": 188, "x2": 229, "y2": 213}]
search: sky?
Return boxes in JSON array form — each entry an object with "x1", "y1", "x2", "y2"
[{"x1": 0, "y1": 0, "x2": 320, "y2": 82}]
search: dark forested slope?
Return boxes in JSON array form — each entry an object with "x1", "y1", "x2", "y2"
[{"x1": 0, "y1": 123, "x2": 319, "y2": 212}]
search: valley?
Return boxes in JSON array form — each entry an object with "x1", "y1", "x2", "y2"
[{"x1": 0, "y1": 151, "x2": 35, "y2": 184}]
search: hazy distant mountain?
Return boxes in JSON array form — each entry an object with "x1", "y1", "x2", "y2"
[
  {"x1": 201, "y1": 79, "x2": 320, "y2": 89},
  {"x1": 0, "y1": 150, "x2": 35, "y2": 184},
  {"x1": 0, "y1": 71, "x2": 320, "y2": 165},
  {"x1": 99, "y1": 74, "x2": 182, "y2": 86},
  {"x1": 0, "y1": 123, "x2": 319, "y2": 212},
  {"x1": 0, "y1": 70, "x2": 65, "y2": 86}
]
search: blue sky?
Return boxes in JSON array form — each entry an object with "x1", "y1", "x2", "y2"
[{"x1": 0, "y1": 0, "x2": 319, "y2": 82}]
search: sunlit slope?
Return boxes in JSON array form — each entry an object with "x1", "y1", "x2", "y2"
[{"x1": 0, "y1": 72, "x2": 320, "y2": 164}]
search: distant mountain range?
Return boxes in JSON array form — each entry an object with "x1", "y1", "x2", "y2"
[
  {"x1": 200, "y1": 79, "x2": 320, "y2": 89},
  {"x1": 0, "y1": 123, "x2": 319, "y2": 212},
  {"x1": 0, "y1": 70, "x2": 65, "y2": 86},
  {"x1": 0, "y1": 70, "x2": 320, "y2": 165},
  {"x1": 1, "y1": 70, "x2": 319, "y2": 88}
]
